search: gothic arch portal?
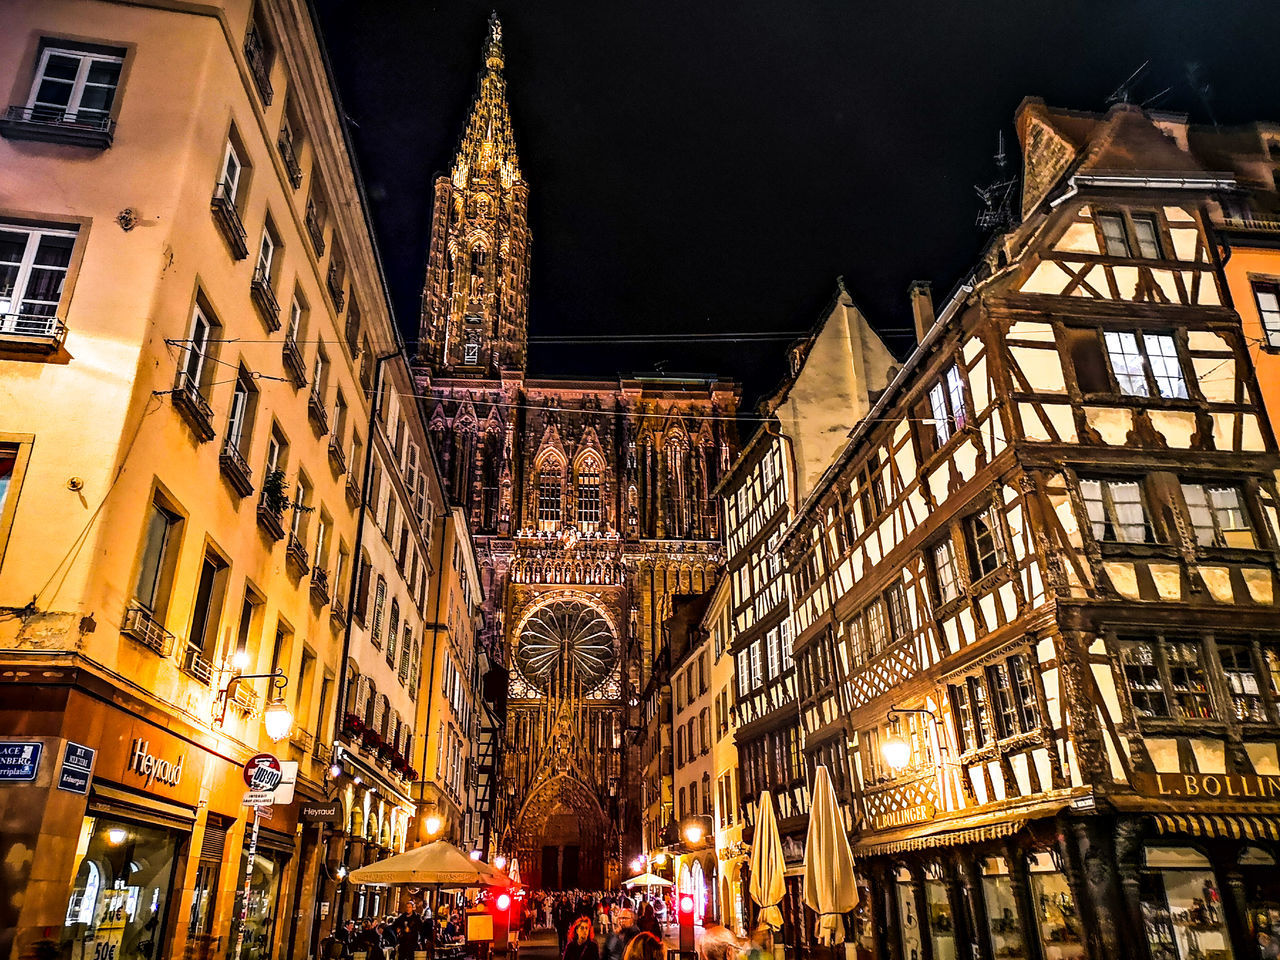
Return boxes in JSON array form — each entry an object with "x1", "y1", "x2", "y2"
[{"x1": 513, "y1": 774, "x2": 609, "y2": 890}]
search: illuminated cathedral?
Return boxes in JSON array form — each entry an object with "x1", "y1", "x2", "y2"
[{"x1": 415, "y1": 14, "x2": 739, "y2": 889}]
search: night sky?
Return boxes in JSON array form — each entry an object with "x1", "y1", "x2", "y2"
[{"x1": 313, "y1": 0, "x2": 1280, "y2": 407}]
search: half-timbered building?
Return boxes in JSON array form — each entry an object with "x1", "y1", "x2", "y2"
[{"x1": 785, "y1": 100, "x2": 1280, "y2": 960}]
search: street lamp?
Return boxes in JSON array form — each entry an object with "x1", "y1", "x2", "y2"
[
  {"x1": 881, "y1": 705, "x2": 942, "y2": 772},
  {"x1": 425, "y1": 814, "x2": 443, "y2": 836},
  {"x1": 630, "y1": 857, "x2": 645, "y2": 873},
  {"x1": 263, "y1": 697, "x2": 293, "y2": 742},
  {"x1": 215, "y1": 667, "x2": 291, "y2": 740},
  {"x1": 683, "y1": 823, "x2": 704, "y2": 845},
  {"x1": 494, "y1": 855, "x2": 508, "y2": 870}
]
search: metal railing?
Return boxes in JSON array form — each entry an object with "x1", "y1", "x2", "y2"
[
  {"x1": 310, "y1": 566, "x2": 331, "y2": 605},
  {"x1": 219, "y1": 439, "x2": 253, "y2": 495},
  {"x1": 327, "y1": 435, "x2": 347, "y2": 474},
  {"x1": 181, "y1": 643, "x2": 215, "y2": 684},
  {"x1": 210, "y1": 182, "x2": 248, "y2": 259},
  {"x1": 307, "y1": 389, "x2": 329, "y2": 434},
  {"x1": 243, "y1": 30, "x2": 274, "y2": 105},
  {"x1": 282, "y1": 336, "x2": 307, "y2": 388},
  {"x1": 171, "y1": 370, "x2": 216, "y2": 441},
  {"x1": 277, "y1": 133, "x2": 302, "y2": 188},
  {"x1": 1, "y1": 105, "x2": 115, "y2": 147},
  {"x1": 305, "y1": 200, "x2": 326, "y2": 255},
  {"x1": 250, "y1": 265, "x2": 281, "y2": 331},
  {"x1": 121, "y1": 604, "x2": 175, "y2": 657}
]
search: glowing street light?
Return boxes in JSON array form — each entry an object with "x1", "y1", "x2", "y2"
[
  {"x1": 880, "y1": 732, "x2": 912, "y2": 771},
  {"x1": 263, "y1": 697, "x2": 293, "y2": 742},
  {"x1": 425, "y1": 814, "x2": 443, "y2": 836},
  {"x1": 494, "y1": 855, "x2": 508, "y2": 870},
  {"x1": 630, "y1": 857, "x2": 645, "y2": 873},
  {"x1": 106, "y1": 827, "x2": 127, "y2": 846},
  {"x1": 683, "y1": 823, "x2": 704, "y2": 844}
]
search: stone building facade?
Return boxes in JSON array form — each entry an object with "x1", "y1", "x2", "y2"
[{"x1": 415, "y1": 16, "x2": 739, "y2": 889}]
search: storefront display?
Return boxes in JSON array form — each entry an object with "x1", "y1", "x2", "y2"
[
  {"x1": 230, "y1": 842, "x2": 287, "y2": 960},
  {"x1": 1140, "y1": 845, "x2": 1233, "y2": 960},
  {"x1": 924, "y1": 863, "x2": 957, "y2": 960},
  {"x1": 895, "y1": 867, "x2": 924, "y2": 960},
  {"x1": 1240, "y1": 846, "x2": 1280, "y2": 959},
  {"x1": 61, "y1": 815, "x2": 180, "y2": 960},
  {"x1": 981, "y1": 857, "x2": 1028, "y2": 960},
  {"x1": 1027, "y1": 852, "x2": 1086, "y2": 960}
]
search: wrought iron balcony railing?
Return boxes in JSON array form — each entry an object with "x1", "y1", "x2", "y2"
[
  {"x1": 305, "y1": 200, "x2": 326, "y2": 256},
  {"x1": 219, "y1": 439, "x2": 254, "y2": 497},
  {"x1": 277, "y1": 133, "x2": 303, "y2": 188},
  {"x1": 250, "y1": 265, "x2": 281, "y2": 332},
  {"x1": 327, "y1": 434, "x2": 347, "y2": 475},
  {"x1": 181, "y1": 643, "x2": 215, "y2": 685},
  {"x1": 211, "y1": 182, "x2": 249, "y2": 260},
  {"x1": 0, "y1": 312, "x2": 66, "y2": 353},
  {"x1": 244, "y1": 29, "x2": 274, "y2": 105},
  {"x1": 171, "y1": 370, "x2": 216, "y2": 442},
  {"x1": 120, "y1": 604, "x2": 175, "y2": 657},
  {"x1": 282, "y1": 336, "x2": 308, "y2": 389},
  {"x1": 0, "y1": 104, "x2": 115, "y2": 148}
]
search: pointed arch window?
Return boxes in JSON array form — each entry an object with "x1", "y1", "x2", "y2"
[
  {"x1": 537, "y1": 458, "x2": 563, "y2": 531},
  {"x1": 577, "y1": 455, "x2": 602, "y2": 531}
]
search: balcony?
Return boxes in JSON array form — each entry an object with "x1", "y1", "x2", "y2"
[
  {"x1": 230, "y1": 681, "x2": 259, "y2": 715},
  {"x1": 0, "y1": 104, "x2": 115, "y2": 149},
  {"x1": 210, "y1": 182, "x2": 249, "y2": 260},
  {"x1": 345, "y1": 474, "x2": 361, "y2": 510},
  {"x1": 291, "y1": 727, "x2": 315, "y2": 754},
  {"x1": 281, "y1": 337, "x2": 307, "y2": 390},
  {"x1": 244, "y1": 30, "x2": 274, "y2": 105},
  {"x1": 250, "y1": 266, "x2": 281, "y2": 332},
  {"x1": 120, "y1": 604, "x2": 175, "y2": 657},
  {"x1": 277, "y1": 134, "x2": 303, "y2": 189},
  {"x1": 256, "y1": 498, "x2": 286, "y2": 542},
  {"x1": 219, "y1": 440, "x2": 254, "y2": 497},
  {"x1": 305, "y1": 201, "x2": 326, "y2": 256},
  {"x1": 171, "y1": 371, "x2": 216, "y2": 442},
  {"x1": 331, "y1": 597, "x2": 348, "y2": 629},
  {"x1": 326, "y1": 268, "x2": 345, "y2": 313},
  {"x1": 310, "y1": 566, "x2": 331, "y2": 607},
  {"x1": 313, "y1": 741, "x2": 331, "y2": 767},
  {"x1": 307, "y1": 389, "x2": 329, "y2": 436},
  {"x1": 286, "y1": 532, "x2": 310, "y2": 578},
  {"x1": 327, "y1": 435, "x2": 347, "y2": 476},
  {"x1": 0, "y1": 312, "x2": 67, "y2": 354},
  {"x1": 181, "y1": 644, "x2": 215, "y2": 685}
]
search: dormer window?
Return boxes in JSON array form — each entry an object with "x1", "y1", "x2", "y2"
[{"x1": 1098, "y1": 211, "x2": 1163, "y2": 260}]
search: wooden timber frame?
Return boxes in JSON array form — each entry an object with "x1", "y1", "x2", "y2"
[{"x1": 783, "y1": 101, "x2": 1280, "y2": 960}]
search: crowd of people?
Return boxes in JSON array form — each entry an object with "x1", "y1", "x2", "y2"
[{"x1": 321, "y1": 899, "x2": 467, "y2": 960}]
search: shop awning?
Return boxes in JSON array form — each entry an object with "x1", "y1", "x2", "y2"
[
  {"x1": 1153, "y1": 813, "x2": 1280, "y2": 841},
  {"x1": 854, "y1": 818, "x2": 1027, "y2": 858}
]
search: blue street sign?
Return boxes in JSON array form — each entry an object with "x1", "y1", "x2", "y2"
[
  {"x1": 0, "y1": 742, "x2": 43, "y2": 781},
  {"x1": 58, "y1": 741, "x2": 96, "y2": 794}
]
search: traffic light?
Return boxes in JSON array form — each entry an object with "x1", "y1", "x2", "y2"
[{"x1": 678, "y1": 893, "x2": 695, "y2": 952}]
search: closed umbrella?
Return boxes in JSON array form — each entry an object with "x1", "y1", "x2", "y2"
[
  {"x1": 349, "y1": 838, "x2": 500, "y2": 886},
  {"x1": 803, "y1": 765, "x2": 858, "y2": 946},
  {"x1": 749, "y1": 790, "x2": 786, "y2": 930}
]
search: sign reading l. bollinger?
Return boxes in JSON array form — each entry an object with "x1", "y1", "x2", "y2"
[{"x1": 1134, "y1": 771, "x2": 1280, "y2": 800}]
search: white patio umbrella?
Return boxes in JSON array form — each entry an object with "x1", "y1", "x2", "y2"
[
  {"x1": 622, "y1": 871, "x2": 673, "y2": 889},
  {"x1": 349, "y1": 838, "x2": 504, "y2": 886},
  {"x1": 749, "y1": 790, "x2": 786, "y2": 930},
  {"x1": 803, "y1": 765, "x2": 859, "y2": 946}
]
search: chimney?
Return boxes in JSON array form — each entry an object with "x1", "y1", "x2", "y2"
[{"x1": 909, "y1": 281, "x2": 935, "y2": 343}]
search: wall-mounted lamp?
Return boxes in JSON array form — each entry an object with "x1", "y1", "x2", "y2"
[
  {"x1": 881, "y1": 705, "x2": 942, "y2": 772},
  {"x1": 215, "y1": 667, "x2": 291, "y2": 741}
]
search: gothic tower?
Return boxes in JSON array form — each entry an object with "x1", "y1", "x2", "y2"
[{"x1": 419, "y1": 13, "x2": 530, "y2": 376}]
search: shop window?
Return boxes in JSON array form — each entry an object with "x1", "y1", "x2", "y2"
[
  {"x1": 981, "y1": 857, "x2": 1027, "y2": 960},
  {"x1": 1140, "y1": 845, "x2": 1230, "y2": 960},
  {"x1": 1181, "y1": 482, "x2": 1256, "y2": 549},
  {"x1": 229, "y1": 841, "x2": 285, "y2": 958},
  {"x1": 894, "y1": 868, "x2": 924, "y2": 960},
  {"x1": 1027, "y1": 852, "x2": 1085, "y2": 958},
  {"x1": 1079, "y1": 477, "x2": 1154, "y2": 544},
  {"x1": 922, "y1": 863, "x2": 955, "y2": 956},
  {"x1": 1117, "y1": 638, "x2": 1214, "y2": 721},
  {"x1": 61, "y1": 815, "x2": 180, "y2": 959}
]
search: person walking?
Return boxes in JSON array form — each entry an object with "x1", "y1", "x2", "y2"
[{"x1": 562, "y1": 917, "x2": 599, "y2": 960}]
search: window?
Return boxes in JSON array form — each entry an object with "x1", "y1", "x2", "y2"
[
  {"x1": 1079, "y1": 478, "x2": 1151, "y2": 543},
  {"x1": 1131, "y1": 215, "x2": 1163, "y2": 259},
  {"x1": 950, "y1": 676, "x2": 991, "y2": 753},
  {"x1": 927, "y1": 364, "x2": 968, "y2": 446},
  {"x1": 0, "y1": 224, "x2": 76, "y2": 330},
  {"x1": 220, "y1": 139, "x2": 244, "y2": 207},
  {"x1": 1103, "y1": 331, "x2": 1187, "y2": 399},
  {"x1": 1181, "y1": 483, "x2": 1255, "y2": 549},
  {"x1": 864, "y1": 598, "x2": 889, "y2": 658},
  {"x1": 399, "y1": 625, "x2": 412, "y2": 681},
  {"x1": 255, "y1": 222, "x2": 277, "y2": 288},
  {"x1": 181, "y1": 304, "x2": 215, "y2": 395},
  {"x1": 885, "y1": 581, "x2": 911, "y2": 641},
  {"x1": 1117, "y1": 638, "x2": 1213, "y2": 720},
  {"x1": 1252, "y1": 280, "x2": 1280, "y2": 349},
  {"x1": 987, "y1": 656, "x2": 1040, "y2": 738},
  {"x1": 243, "y1": 8, "x2": 275, "y2": 104},
  {"x1": 577, "y1": 460, "x2": 602, "y2": 530},
  {"x1": 932, "y1": 538, "x2": 961, "y2": 603},
  {"x1": 1219, "y1": 645, "x2": 1268, "y2": 723},
  {"x1": 463, "y1": 332, "x2": 481, "y2": 365},
  {"x1": 536, "y1": 462, "x2": 562, "y2": 530},
  {"x1": 291, "y1": 474, "x2": 311, "y2": 540},
  {"x1": 134, "y1": 499, "x2": 180, "y2": 615},
  {"x1": 226, "y1": 371, "x2": 257, "y2": 455},
  {"x1": 386, "y1": 599, "x2": 400, "y2": 666},
  {"x1": 1098, "y1": 214, "x2": 1131, "y2": 257},
  {"x1": 965, "y1": 507, "x2": 1005, "y2": 579},
  {"x1": 188, "y1": 549, "x2": 229, "y2": 660},
  {"x1": 371, "y1": 576, "x2": 387, "y2": 647},
  {"x1": 26, "y1": 45, "x2": 123, "y2": 126}
]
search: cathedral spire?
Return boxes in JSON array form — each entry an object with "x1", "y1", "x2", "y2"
[{"x1": 452, "y1": 11, "x2": 520, "y2": 189}]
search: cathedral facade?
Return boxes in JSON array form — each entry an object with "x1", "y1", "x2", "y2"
[{"x1": 415, "y1": 15, "x2": 739, "y2": 889}]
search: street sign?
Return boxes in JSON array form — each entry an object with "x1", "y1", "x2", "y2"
[
  {"x1": 272, "y1": 760, "x2": 298, "y2": 804},
  {"x1": 243, "y1": 753, "x2": 281, "y2": 790},
  {"x1": 299, "y1": 800, "x2": 343, "y2": 824},
  {"x1": 57, "y1": 741, "x2": 96, "y2": 794},
  {"x1": 243, "y1": 790, "x2": 275, "y2": 807},
  {"x1": 0, "y1": 742, "x2": 42, "y2": 781}
]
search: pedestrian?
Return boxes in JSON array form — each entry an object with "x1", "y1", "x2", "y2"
[
  {"x1": 744, "y1": 925, "x2": 775, "y2": 960},
  {"x1": 622, "y1": 932, "x2": 663, "y2": 960},
  {"x1": 393, "y1": 900, "x2": 425, "y2": 959},
  {"x1": 698, "y1": 915, "x2": 739, "y2": 960},
  {"x1": 563, "y1": 917, "x2": 600, "y2": 960},
  {"x1": 635, "y1": 902, "x2": 660, "y2": 938},
  {"x1": 603, "y1": 908, "x2": 638, "y2": 960}
]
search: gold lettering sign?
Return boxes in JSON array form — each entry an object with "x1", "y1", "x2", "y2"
[
  {"x1": 1132, "y1": 771, "x2": 1280, "y2": 800},
  {"x1": 870, "y1": 804, "x2": 936, "y2": 832}
]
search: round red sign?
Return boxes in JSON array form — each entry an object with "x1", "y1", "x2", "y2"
[{"x1": 243, "y1": 753, "x2": 281, "y2": 789}]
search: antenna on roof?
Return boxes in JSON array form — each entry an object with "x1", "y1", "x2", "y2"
[
  {"x1": 1186, "y1": 62, "x2": 1218, "y2": 127},
  {"x1": 1106, "y1": 61, "x2": 1150, "y2": 106},
  {"x1": 974, "y1": 131, "x2": 1018, "y2": 233}
]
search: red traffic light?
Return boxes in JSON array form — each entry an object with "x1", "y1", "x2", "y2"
[
  {"x1": 679, "y1": 895, "x2": 694, "y2": 915},
  {"x1": 496, "y1": 893, "x2": 512, "y2": 911}
]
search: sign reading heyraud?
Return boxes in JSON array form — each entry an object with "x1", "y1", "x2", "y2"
[
  {"x1": 1134, "y1": 772, "x2": 1280, "y2": 800},
  {"x1": 299, "y1": 800, "x2": 343, "y2": 824},
  {"x1": 127, "y1": 738, "x2": 184, "y2": 788}
]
